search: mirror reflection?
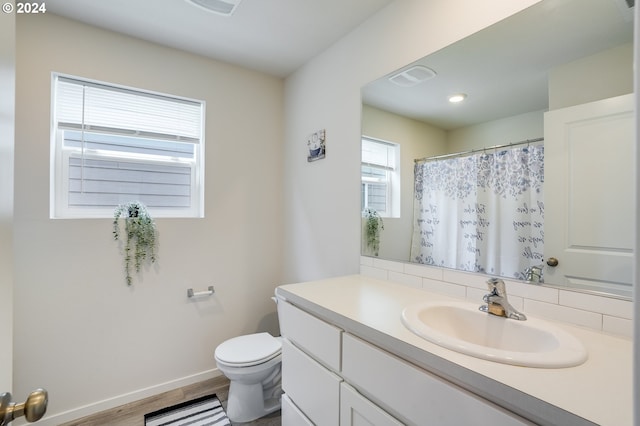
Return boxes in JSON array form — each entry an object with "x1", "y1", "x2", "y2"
[{"x1": 361, "y1": 0, "x2": 635, "y2": 298}]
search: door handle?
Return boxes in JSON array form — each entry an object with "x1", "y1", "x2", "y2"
[{"x1": 0, "y1": 389, "x2": 48, "y2": 426}]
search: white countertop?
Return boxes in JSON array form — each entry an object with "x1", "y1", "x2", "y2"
[{"x1": 276, "y1": 275, "x2": 633, "y2": 426}]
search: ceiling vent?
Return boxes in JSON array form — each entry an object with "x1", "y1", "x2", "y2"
[
  {"x1": 388, "y1": 66, "x2": 437, "y2": 87},
  {"x1": 185, "y1": 0, "x2": 242, "y2": 16}
]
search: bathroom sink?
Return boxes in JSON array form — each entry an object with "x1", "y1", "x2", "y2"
[{"x1": 401, "y1": 300, "x2": 587, "y2": 368}]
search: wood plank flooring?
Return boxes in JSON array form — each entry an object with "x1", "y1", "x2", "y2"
[{"x1": 59, "y1": 376, "x2": 281, "y2": 426}]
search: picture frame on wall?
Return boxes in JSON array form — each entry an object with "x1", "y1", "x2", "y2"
[{"x1": 307, "y1": 129, "x2": 326, "y2": 162}]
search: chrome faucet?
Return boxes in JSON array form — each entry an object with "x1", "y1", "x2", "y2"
[
  {"x1": 524, "y1": 264, "x2": 544, "y2": 283},
  {"x1": 479, "y1": 278, "x2": 527, "y2": 320}
]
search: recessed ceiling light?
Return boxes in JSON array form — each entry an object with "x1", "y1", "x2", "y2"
[
  {"x1": 448, "y1": 93, "x2": 467, "y2": 103},
  {"x1": 185, "y1": 0, "x2": 242, "y2": 16}
]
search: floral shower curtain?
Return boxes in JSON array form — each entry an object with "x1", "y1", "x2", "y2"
[{"x1": 410, "y1": 145, "x2": 544, "y2": 279}]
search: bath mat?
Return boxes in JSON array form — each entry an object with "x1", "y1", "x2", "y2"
[{"x1": 144, "y1": 393, "x2": 230, "y2": 426}]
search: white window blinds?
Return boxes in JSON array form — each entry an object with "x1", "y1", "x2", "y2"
[
  {"x1": 362, "y1": 138, "x2": 396, "y2": 170},
  {"x1": 54, "y1": 76, "x2": 202, "y2": 142}
]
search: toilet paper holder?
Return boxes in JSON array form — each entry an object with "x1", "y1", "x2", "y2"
[{"x1": 187, "y1": 286, "x2": 215, "y2": 298}]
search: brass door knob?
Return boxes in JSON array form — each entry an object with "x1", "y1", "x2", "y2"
[
  {"x1": 0, "y1": 389, "x2": 48, "y2": 426},
  {"x1": 546, "y1": 257, "x2": 559, "y2": 267}
]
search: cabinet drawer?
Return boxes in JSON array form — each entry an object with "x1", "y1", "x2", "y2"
[
  {"x1": 282, "y1": 338, "x2": 342, "y2": 425},
  {"x1": 278, "y1": 300, "x2": 342, "y2": 371},
  {"x1": 342, "y1": 333, "x2": 532, "y2": 426},
  {"x1": 281, "y1": 394, "x2": 313, "y2": 426},
  {"x1": 340, "y1": 382, "x2": 403, "y2": 426}
]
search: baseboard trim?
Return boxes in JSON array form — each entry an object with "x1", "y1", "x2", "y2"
[{"x1": 38, "y1": 369, "x2": 222, "y2": 426}]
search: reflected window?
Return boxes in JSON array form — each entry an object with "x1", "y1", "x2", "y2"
[{"x1": 361, "y1": 137, "x2": 399, "y2": 217}]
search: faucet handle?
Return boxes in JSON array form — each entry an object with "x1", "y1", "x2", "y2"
[{"x1": 486, "y1": 277, "x2": 506, "y2": 296}]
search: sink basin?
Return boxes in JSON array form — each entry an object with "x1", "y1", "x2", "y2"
[{"x1": 401, "y1": 300, "x2": 587, "y2": 368}]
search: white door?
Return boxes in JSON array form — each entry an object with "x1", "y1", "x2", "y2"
[{"x1": 544, "y1": 94, "x2": 635, "y2": 296}]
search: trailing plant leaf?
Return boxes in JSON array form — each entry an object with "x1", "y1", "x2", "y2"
[
  {"x1": 364, "y1": 208, "x2": 384, "y2": 256},
  {"x1": 113, "y1": 201, "x2": 157, "y2": 286}
]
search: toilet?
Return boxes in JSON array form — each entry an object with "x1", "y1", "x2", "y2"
[{"x1": 214, "y1": 332, "x2": 282, "y2": 423}]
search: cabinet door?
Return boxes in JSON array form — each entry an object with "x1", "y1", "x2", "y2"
[
  {"x1": 282, "y1": 339, "x2": 342, "y2": 425},
  {"x1": 544, "y1": 94, "x2": 634, "y2": 296},
  {"x1": 340, "y1": 382, "x2": 403, "y2": 426},
  {"x1": 282, "y1": 394, "x2": 313, "y2": 426}
]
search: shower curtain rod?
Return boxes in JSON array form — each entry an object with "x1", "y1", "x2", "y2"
[{"x1": 414, "y1": 137, "x2": 544, "y2": 164}]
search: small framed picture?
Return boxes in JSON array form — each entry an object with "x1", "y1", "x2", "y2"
[{"x1": 307, "y1": 129, "x2": 326, "y2": 162}]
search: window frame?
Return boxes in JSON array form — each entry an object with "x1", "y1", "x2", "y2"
[
  {"x1": 50, "y1": 73, "x2": 205, "y2": 219},
  {"x1": 361, "y1": 136, "x2": 400, "y2": 218}
]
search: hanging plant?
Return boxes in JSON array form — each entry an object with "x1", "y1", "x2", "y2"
[
  {"x1": 363, "y1": 208, "x2": 384, "y2": 257},
  {"x1": 112, "y1": 201, "x2": 157, "y2": 286}
]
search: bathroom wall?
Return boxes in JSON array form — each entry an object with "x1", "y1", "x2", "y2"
[
  {"x1": 282, "y1": 0, "x2": 542, "y2": 284},
  {"x1": 549, "y1": 42, "x2": 634, "y2": 110},
  {"x1": 14, "y1": 13, "x2": 284, "y2": 422},
  {"x1": 0, "y1": 5, "x2": 15, "y2": 392},
  {"x1": 446, "y1": 110, "x2": 544, "y2": 153}
]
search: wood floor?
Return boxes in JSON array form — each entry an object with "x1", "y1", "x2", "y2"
[{"x1": 59, "y1": 376, "x2": 281, "y2": 426}]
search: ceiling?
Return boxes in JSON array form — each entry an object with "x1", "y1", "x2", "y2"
[
  {"x1": 362, "y1": 0, "x2": 635, "y2": 130},
  {"x1": 44, "y1": 0, "x2": 394, "y2": 78}
]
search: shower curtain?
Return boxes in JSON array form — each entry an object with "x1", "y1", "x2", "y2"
[{"x1": 410, "y1": 145, "x2": 544, "y2": 279}]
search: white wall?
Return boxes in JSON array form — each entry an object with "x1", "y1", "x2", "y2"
[
  {"x1": 447, "y1": 110, "x2": 544, "y2": 153},
  {"x1": 14, "y1": 14, "x2": 284, "y2": 422},
  {"x1": 282, "y1": 0, "x2": 542, "y2": 284},
  {"x1": 0, "y1": 3, "x2": 15, "y2": 393},
  {"x1": 550, "y1": 42, "x2": 634, "y2": 110}
]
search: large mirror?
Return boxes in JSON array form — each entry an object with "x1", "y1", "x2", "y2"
[{"x1": 361, "y1": 0, "x2": 635, "y2": 298}]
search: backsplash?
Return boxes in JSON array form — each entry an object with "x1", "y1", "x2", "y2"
[{"x1": 360, "y1": 256, "x2": 633, "y2": 339}]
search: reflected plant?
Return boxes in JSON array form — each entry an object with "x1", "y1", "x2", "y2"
[
  {"x1": 364, "y1": 208, "x2": 384, "y2": 256},
  {"x1": 113, "y1": 201, "x2": 157, "y2": 286}
]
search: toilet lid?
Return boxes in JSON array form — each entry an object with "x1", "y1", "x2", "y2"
[{"x1": 215, "y1": 332, "x2": 281, "y2": 365}]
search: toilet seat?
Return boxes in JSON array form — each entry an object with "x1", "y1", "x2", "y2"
[{"x1": 215, "y1": 332, "x2": 282, "y2": 367}]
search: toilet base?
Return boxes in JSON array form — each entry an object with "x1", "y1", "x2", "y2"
[{"x1": 226, "y1": 381, "x2": 281, "y2": 423}]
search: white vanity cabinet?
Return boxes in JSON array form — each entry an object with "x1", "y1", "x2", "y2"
[{"x1": 277, "y1": 297, "x2": 532, "y2": 425}]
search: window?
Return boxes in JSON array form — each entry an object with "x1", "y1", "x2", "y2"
[
  {"x1": 51, "y1": 74, "x2": 205, "y2": 218},
  {"x1": 361, "y1": 137, "x2": 400, "y2": 217}
]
